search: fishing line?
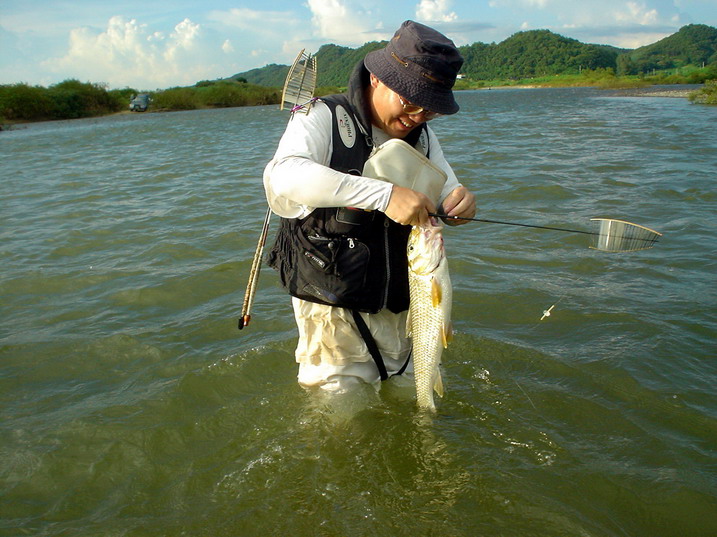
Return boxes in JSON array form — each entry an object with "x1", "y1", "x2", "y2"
[{"x1": 430, "y1": 213, "x2": 662, "y2": 253}]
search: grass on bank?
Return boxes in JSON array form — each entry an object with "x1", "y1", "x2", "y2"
[
  {"x1": 152, "y1": 78, "x2": 281, "y2": 110},
  {"x1": 454, "y1": 65, "x2": 717, "y2": 91}
]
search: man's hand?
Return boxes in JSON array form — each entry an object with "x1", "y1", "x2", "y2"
[
  {"x1": 384, "y1": 185, "x2": 436, "y2": 226},
  {"x1": 440, "y1": 185, "x2": 476, "y2": 226}
]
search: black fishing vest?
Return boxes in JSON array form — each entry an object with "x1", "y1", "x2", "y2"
[{"x1": 267, "y1": 95, "x2": 426, "y2": 314}]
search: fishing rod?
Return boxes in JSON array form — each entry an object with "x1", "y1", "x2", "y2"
[
  {"x1": 431, "y1": 213, "x2": 593, "y2": 235},
  {"x1": 429, "y1": 213, "x2": 662, "y2": 252}
]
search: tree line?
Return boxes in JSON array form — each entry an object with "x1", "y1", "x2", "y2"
[
  {"x1": 233, "y1": 24, "x2": 717, "y2": 88},
  {"x1": 0, "y1": 80, "x2": 133, "y2": 122},
  {"x1": 0, "y1": 79, "x2": 282, "y2": 124}
]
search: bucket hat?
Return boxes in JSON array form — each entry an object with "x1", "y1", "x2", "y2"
[{"x1": 364, "y1": 20, "x2": 463, "y2": 115}]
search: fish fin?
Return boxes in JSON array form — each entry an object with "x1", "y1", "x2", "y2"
[
  {"x1": 434, "y1": 370, "x2": 444, "y2": 398},
  {"x1": 431, "y1": 277, "x2": 442, "y2": 307},
  {"x1": 405, "y1": 308, "x2": 413, "y2": 337},
  {"x1": 442, "y1": 321, "x2": 453, "y2": 347}
]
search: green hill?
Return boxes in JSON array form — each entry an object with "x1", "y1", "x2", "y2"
[
  {"x1": 228, "y1": 63, "x2": 289, "y2": 87},
  {"x1": 232, "y1": 24, "x2": 717, "y2": 87},
  {"x1": 617, "y1": 24, "x2": 717, "y2": 74},
  {"x1": 313, "y1": 41, "x2": 387, "y2": 86},
  {"x1": 229, "y1": 41, "x2": 387, "y2": 88},
  {"x1": 460, "y1": 30, "x2": 624, "y2": 80}
]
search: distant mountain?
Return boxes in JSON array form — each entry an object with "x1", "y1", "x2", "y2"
[
  {"x1": 231, "y1": 24, "x2": 717, "y2": 87},
  {"x1": 229, "y1": 41, "x2": 387, "y2": 88},
  {"x1": 228, "y1": 63, "x2": 289, "y2": 87},
  {"x1": 617, "y1": 24, "x2": 717, "y2": 74},
  {"x1": 460, "y1": 30, "x2": 626, "y2": 80},
  {"x1": 312, "y1": 41, "x2": 387, "y2": 86}
]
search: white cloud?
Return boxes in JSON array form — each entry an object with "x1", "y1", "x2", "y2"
[
  {"x1": 486, "y1": 0, "x2": 684, "y2": 47},
  {"x1": 489, "y1": 0, "x2": 549, "y2": 8},
  {"x1": 305, "y1": 0, "x2": 385, "y2": 45},
  {"x1": 488, "y1": 0, "x2": 674, "y2": 27},
  {"x1": 615, "y1": 1, "x2": 659, "y2": 25},
  {"x1": 44, "y1": 16, "x2": 225, "y2": 89},
  {"x1": 206, "y1": 7, "x2": 314, "y2": 68},
  {"x1": 307, "y1": 0, "x2": 362, "y2": 40},
  {"x1": 416, "y1": 0, "x2": 458, "y2": 22},
  {"x1": 163, "y1": 18, "x2": 201, "y2": 63},
  {"x1": 206, "y1": 8, "x2": 297, "y2": 31}
]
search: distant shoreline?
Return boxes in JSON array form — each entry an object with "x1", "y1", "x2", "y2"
[
  {"x1": 478, "y1": 84, "x2": 701, "y2": 98},
  {"x1": 602, "y1": 85, "x2": 701, "y2": 98},
  {"x1": 0, "y1": 84, "x2": 704, "y2": 131}
]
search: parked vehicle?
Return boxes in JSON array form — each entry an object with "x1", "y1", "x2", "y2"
[{"x1": 129, "y1": 94, "x2": 150, "y2": 112}]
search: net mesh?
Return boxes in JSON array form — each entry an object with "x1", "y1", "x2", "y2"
[
  {"x1": 589, "y1": 218, "x2": 662, "y2": 252},
  {"x1": 281, "y1": 50, "x2": 317, "y2": 113}
]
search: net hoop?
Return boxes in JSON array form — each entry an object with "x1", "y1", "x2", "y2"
[
  {"x1": 589, "y1": 218, "x2": 662, "y2": 252},
  {"x1": 280, "y1": 49, "x2": 317, "y2": 114}
]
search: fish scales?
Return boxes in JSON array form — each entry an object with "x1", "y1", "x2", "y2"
[{"x1": 407, "y1": 221, "x2": 452, "y2": 411}]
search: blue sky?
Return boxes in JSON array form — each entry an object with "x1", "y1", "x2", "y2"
[{"x1": 1, "y1": 0, "x2": 716, "y2": 90}]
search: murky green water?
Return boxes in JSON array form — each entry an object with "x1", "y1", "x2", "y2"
[{"x1": 2, "y1": 88, "x2": 716, "y2": 536}]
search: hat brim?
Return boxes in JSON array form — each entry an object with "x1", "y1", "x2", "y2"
[{"x1": 364, "y1": 49, "x2": 460, "y2": 116}]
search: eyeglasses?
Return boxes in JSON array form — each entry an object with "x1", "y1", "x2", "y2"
[{"x1": 397, "y1": 96, "x2": 442, "y2": 120}]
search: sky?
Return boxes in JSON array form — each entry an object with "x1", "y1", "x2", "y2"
[{"x1": 1, "y1": 0, "x2": 716, "y2": 91}]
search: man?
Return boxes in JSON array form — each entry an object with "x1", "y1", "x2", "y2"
[{"x1": 263, "y1": 20, "x2": 476, "y2": 392}]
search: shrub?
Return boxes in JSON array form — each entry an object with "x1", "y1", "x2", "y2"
[
  {"x1": 198, "y1": 83, "x2": 248, "y2": 107},
  {"x1": 47, "y1": 79, "x2": 124, "y2": 118},
  {"x1": 0, "y1": 80, "x2": 130, "y2": 121},
  {"x1": 151, "y1": 87, "x2": 198, "y2": 110},
  {"x1": 0, "y1": 83, "x2": 53, "y2": 120},
  {"x1": 689, "y1": 79, "x2": 717, "y2": 104}
]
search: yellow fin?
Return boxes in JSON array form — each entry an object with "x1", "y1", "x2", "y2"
[
  {"x1": 431, "y1": 277, "x2": 442, "y2": 307},
  {"x1": 441, "y1": 321, "x2": 453, "y2": 347},
  {"x1": 434, "y1": 369, "x2": 444, "y2": 398}
]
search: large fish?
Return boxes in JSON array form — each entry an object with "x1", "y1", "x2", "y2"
[{"x1": 407, "y1": 219, "x2": 453, "y2": 411}]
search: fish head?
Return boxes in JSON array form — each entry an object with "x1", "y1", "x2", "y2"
[{"x1": 408, "y1": 222, "x2": 445, "y2": 275}]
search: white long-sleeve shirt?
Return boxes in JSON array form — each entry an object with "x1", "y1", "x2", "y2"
[{"x1": 263, "y1": 100, "x2": 461, "y2": 219}]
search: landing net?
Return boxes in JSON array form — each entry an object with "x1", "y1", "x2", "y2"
[
  {"x1": 280, "y1": 49, "x2": 317, "y2": 114},
  {"x1": 589, "y1": 218, "x2": 662, "y2": 252}
]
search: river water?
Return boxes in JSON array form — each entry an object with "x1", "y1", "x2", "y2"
[{"x1": 1, "y1": 88, "x2": 716, "y2": 536}]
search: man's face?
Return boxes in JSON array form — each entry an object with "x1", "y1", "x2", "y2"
[{"x1": 368, "y1": 75, "x2": 430, "y2": 139}]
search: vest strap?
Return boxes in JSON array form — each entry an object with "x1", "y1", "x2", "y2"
[{"x1": 350, "y1": 310, "x2": 411, "y2": 382}]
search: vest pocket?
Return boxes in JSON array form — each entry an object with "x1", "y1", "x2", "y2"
[{"x1": 295, "y1": 230, "x2": 372, "y2": 309}]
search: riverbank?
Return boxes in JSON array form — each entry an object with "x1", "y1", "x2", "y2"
[
  {"x1": 0, "y1": 82, "x2": 709, "y2": 131},
  {"x1": 478, "y1": 83, "x2": 701, "y2": 97},
  {"x1": 604, "y1": 84, "x2": 702, "y2": 98}
]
